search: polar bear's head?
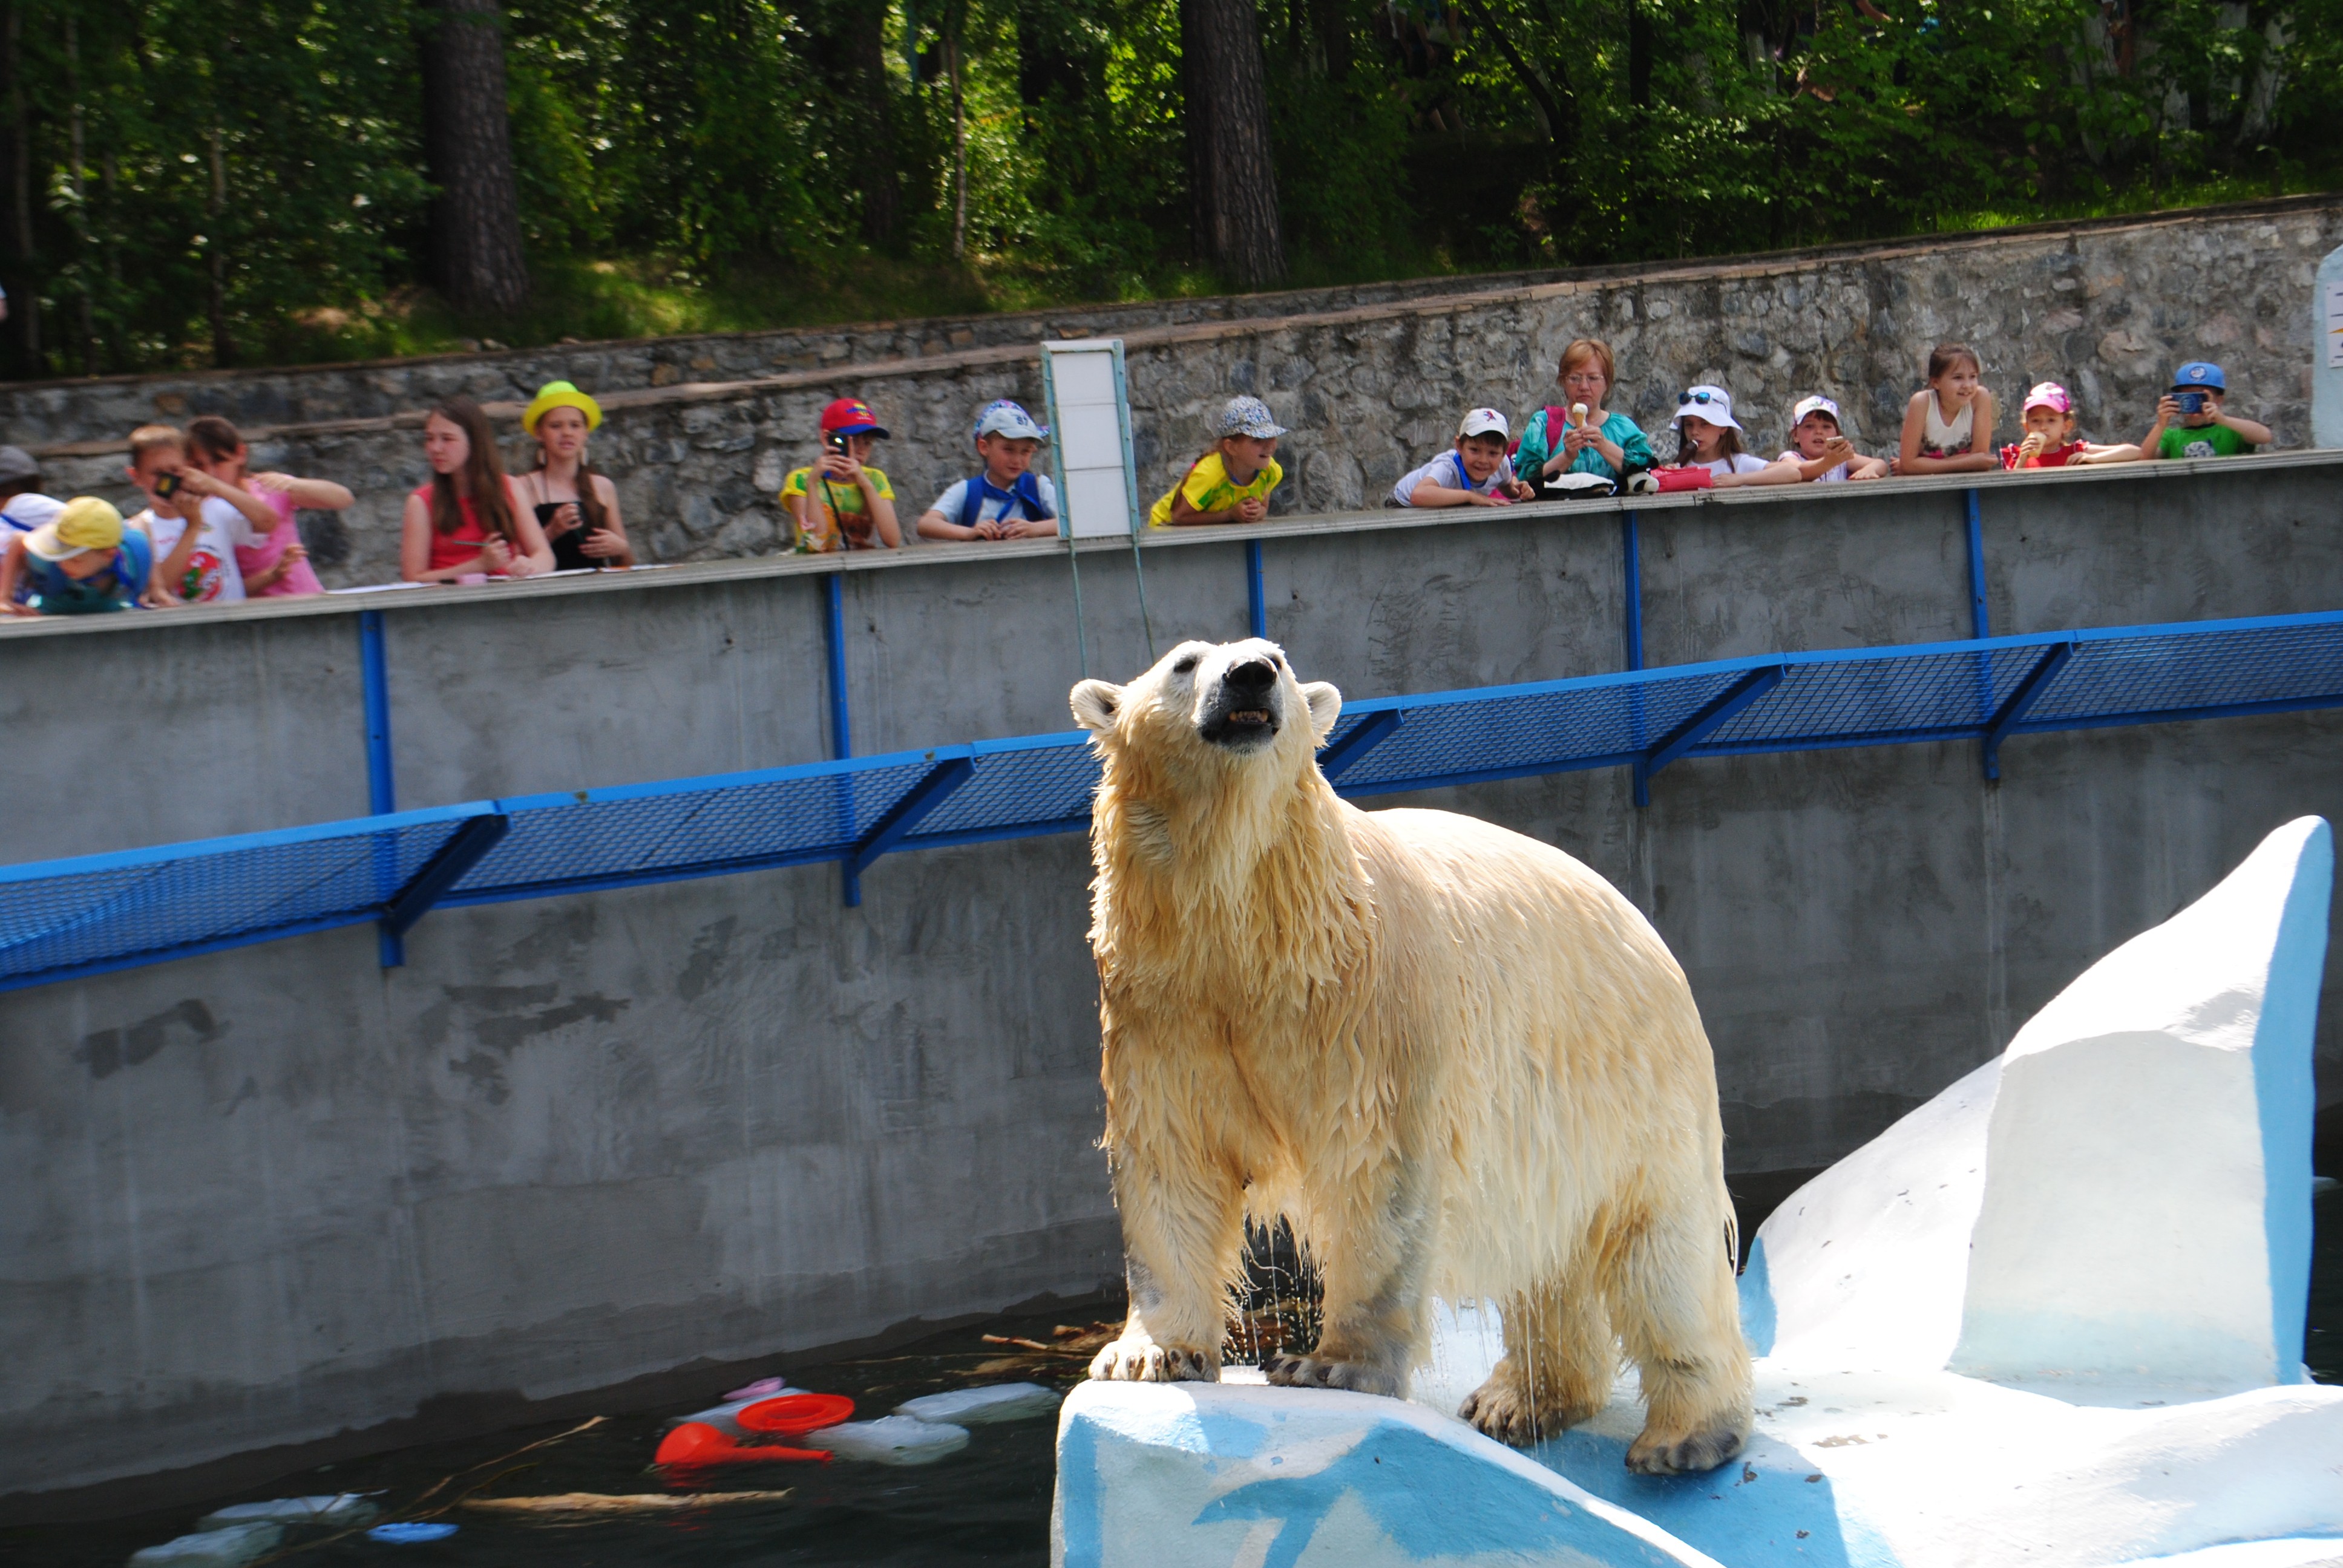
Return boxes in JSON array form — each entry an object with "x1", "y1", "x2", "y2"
[{"x1": 1070, "y1": 638, "x2": 1342, "y2": 784}]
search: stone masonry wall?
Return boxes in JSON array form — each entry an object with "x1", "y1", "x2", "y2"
[{"x1": 26, "y1": 197, "x2": 2341, "y2": 590}]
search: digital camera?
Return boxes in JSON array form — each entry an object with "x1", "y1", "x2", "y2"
[{"x1": 2177, "y1": 391, "x2": 2207, "y2": 416}]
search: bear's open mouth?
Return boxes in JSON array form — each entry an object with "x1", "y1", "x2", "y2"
[{"x1": 1202, "y1": 706, "x2": 1279, "y2": 746}]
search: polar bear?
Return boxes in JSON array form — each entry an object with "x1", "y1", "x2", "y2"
[{"x1": 1069, "y1": 638, "x2": 1751, "y2": 1474}]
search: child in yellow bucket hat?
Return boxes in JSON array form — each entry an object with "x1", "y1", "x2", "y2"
[
  {"x1": 519, "y1": 381, "x2": 635, "y2": 570},
  {"x1": 0, "y1": 497, "x2": 154, "y2": 615}
]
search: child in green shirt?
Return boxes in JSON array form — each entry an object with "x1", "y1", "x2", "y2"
[
  {"x1": 2140, "y1": 362, "x2": 2273, "y2": 460},
  {"x1": 1149, "y1": 396, "x2": 1286, "y2": 526}
]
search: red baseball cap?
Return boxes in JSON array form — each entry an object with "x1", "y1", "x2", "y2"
[{"x1": 819, "y1": 397, "x2": 890, "y2": 439}]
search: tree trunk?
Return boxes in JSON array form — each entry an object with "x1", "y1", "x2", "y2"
[
  {"x1": 206, "y1": 125, "x2": 232, "y2": 366},
  {"x1": 1182, "y1": 0, "x2": 1285, "y2": 288},
  {"x1": 419, "y1": 0, "x2": 529, "y2": 318},
  {"x1": 948, "y1": 31, "x2": 967, "y2": 260},
  {"x1": 847, "y1": 0, "x2": 898, "y2": 246},
  {"x1": 3, "y1": 4, "x2": 34, "y2": 367}
]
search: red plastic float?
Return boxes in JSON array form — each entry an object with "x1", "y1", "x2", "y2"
[
  {"x1": 736, "y1": 1393, "x2": 855, "y2": 1436},
  {"x1": 653, "y1": 1421, "x2": 830, "y2": 1468}
]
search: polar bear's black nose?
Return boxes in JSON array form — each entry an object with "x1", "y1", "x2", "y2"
[{"x1": 1225, "y1": 659, "x2": 1277, "y2": 697}]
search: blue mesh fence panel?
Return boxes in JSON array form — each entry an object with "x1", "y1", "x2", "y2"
[
  {"x1": 0, "y1": 814, "x2": 476, "y2": 987},
  {"x1": 450, "y1": 757, "x2": 941, "y2": 901},
  {"x1": 908, "y1": 736, "x2": 1101, "y2": 844},
  {"x1": 8, "y1": 611, "x2": 2343, "y2": 993}
]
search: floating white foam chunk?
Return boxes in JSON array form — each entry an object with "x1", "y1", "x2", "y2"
[
  {"x1": 897, "y1": 1382, "x2": 1061, "y2": 1425},
  {"x1": 1058, "y1": 818, "x2": 2341, "y2": 1568},
  {"x1": 194, "y1": 1494, "x2": 377, "y2": 1530},
  {"x1": 1054, "y1": 1380, "x2": 1722, "y2": 1568},
  {"x1": 127, "y1": 1523, "x2": 284, "y2": 1566},
  {"x1": 805, "y1": 1414, "x2": 972, "y2": 1465}
]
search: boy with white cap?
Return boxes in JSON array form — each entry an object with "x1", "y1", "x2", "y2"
[
  {"x1": 1392, "y1": 408, "x2": 1536, "y2": 507},
  {"x1": 918, "y1": 400, "x2": 1061, "y2": 541},
  {"x1": 1150, "y1": 395, "x2": 1288, "y2": 526},
  {"x1": 0, "y1": 497, "x2": 153, "y2": 616},
  {"x1": 1775, "y1": 395, "x2": 1889, "y2": 482}
]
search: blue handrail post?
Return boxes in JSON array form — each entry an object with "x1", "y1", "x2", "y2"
[
  {"x1": 1246, "y1": 539, "x2": 1267, "y2": 642},
  {"x1": 1964, "y1": 489, "x2": 1993, "y2": 734},
  {"x1": 824, "y1": 572, "x2": 859, "y2": 903},
  {"x1": 1964, "y1": 489, "x2": 1989, "y2": 639},
  {"x1": 359, "y1": 611, "x2": 405, "y2": 967},
  {"x1": 1622, "y1": 512, "x2": 1645, "y2": 672}
]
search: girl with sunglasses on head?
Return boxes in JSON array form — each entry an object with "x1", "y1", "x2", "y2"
[{"x1": 1668, "y1": 386, "x2": 1801, "y2": 486}]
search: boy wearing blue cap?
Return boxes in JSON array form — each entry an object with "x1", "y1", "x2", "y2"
[
  {"x1": 2141, "y1": 362, "x2": 2272, "y2": 460},
  {"x1": 917, "y1": 400, "x2": 1060, "y2": 541}
]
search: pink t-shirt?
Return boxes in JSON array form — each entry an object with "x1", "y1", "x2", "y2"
[{"x1": 233, "y1": 485, "x2": 324, "y2": 597}]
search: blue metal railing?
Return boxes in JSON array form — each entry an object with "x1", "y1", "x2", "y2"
[{"x1": 7, "y1": 606, "x2": 2343, "y2": 995}]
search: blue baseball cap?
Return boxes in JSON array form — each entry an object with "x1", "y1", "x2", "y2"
[
  {"x1": 973, "y1": 400, "x2": 1049, "y2": 443},
  {"x1": 2171, "y1": 361, "x2": 2226, "y2": 392}
]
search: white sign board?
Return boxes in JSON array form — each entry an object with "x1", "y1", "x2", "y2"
[
  {"x1": 1041, "y1": 339, "x2": 1140, "y2": 538},
  {"x1": 2318, "y1": 248, "x2": 2343, "y2": 449}
]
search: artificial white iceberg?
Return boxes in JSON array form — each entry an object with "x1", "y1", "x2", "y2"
[{"x1": 1054, "y1": 817, "x2": 2338, "y2": 1568}]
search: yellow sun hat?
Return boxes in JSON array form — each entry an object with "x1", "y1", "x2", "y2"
[
  {"x1": 25, "y1": 496, "x2": 124, "y2": 561},
  {"x1": 522, "y1": 380, "x2": 604, "y2": 435}
]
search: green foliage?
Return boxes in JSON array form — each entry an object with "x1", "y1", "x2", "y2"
[{"x1": 4, "y1": 0, "x2": 2337, "y2": 377}]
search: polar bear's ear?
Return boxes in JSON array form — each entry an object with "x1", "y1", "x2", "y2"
[
  {"x1": 1300, "y1": 681, "x2": 1342, "y2": 740},
  {"x1": 1070, "y1": 679, "x2": 1125, "y2": 734}
]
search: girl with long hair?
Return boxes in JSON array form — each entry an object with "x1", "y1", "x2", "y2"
[
  {"x1": 518, "y1": 381, "x2": 635, "y2": 570},
  {"x1": 399, "y1": 397, "x2": 554, "y2": 583}
]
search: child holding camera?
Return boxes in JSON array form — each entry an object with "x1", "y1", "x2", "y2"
[
  {"x1": 785, "y1": 397, "x2": 902, "y2": 552},
  {"x1": 123, "y1": 423, "x2": 277, "y2": 604},
  {"x1": 1776, "y1": 396, "x2": 1889, "y2": 482},
  {"x1": 186, "y1": 414, "x2": 346, "y2": 595},
  {"x1": 2140, "y1": 362, "x2": 2271, "y2": 460}
]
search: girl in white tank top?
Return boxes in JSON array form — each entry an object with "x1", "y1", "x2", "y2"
[{"x1": 1892, "y1": 344, "x2": 1999, "y2": 476}]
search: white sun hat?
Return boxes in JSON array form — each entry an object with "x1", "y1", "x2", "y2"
[{"x1": 1671, "y1": 384, "x2": 1743, "y2": 432}]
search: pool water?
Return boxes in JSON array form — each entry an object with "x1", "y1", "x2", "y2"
[{"x1": 11, "y1": 1189, "x2": 2339, "y2": 1567}]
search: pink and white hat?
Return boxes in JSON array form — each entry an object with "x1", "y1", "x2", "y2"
[{"x1": 2022, "y1": 381, "x2": 2074, "y2": 415}]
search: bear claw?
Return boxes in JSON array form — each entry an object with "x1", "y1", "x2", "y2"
[
  {"x1": 1088, "y1": 1337, "x2": 1219, "y2": 1383},
  {"x1": 1625, "y1": 1423, "x2": 1749, "y2": 1475},
  {"x1": 1263, "y1": 1351, "x2": 1402, "y2": 1397}
]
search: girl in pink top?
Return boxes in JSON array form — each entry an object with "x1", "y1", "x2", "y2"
[{"x1": 186, "y1": 416, "x2": 349, "y2": 596}]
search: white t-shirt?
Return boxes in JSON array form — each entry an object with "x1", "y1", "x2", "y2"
[
  {"x1": 137, "y1": 497, "x2": 250, "y2": 603},
  {"x1": 1777, "y1": 449, "x2": 1849, "y2": 483},
  {"x1": 0, "y1": 492, "x2": 62, "y2": 534},
  {"x1": 1391, "y1": 449, "x2": 1519, "y2": 508},
  {"x1": 926, "y1": 473, "x2": 1060, "y2": 529},
  {"x1": 1697, "y1": 453, "x2": 1773, "y2": 479}
]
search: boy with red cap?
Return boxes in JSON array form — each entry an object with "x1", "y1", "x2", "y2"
[{"x1": 783, "y1": 397, "x2": 901, "y2": 551}]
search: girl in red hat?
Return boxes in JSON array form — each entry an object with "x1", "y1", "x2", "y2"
[{"x1": 785, "y1": 397, "x2": 902, "y2": 551}]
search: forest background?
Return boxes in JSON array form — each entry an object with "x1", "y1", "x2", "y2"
[{"x1": 7, "y1": 0, "x2": 2339, "y2": 381}]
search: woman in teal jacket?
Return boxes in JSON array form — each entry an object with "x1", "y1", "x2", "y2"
[{"x1": 1514, "y1": 338, "x2": 1655, "y2": 486}]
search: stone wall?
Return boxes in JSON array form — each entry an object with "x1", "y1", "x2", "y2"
[{"x1": 24, "y1": 196, "x2": 2341, "y2": 590}]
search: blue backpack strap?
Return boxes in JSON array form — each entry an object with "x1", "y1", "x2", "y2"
[
  {"x1": 956, "y1": 476, "x2": 991, "y2": 531},
  {"x1": 1012, "y1": 472, "x2": 1054, "y2": 521}
]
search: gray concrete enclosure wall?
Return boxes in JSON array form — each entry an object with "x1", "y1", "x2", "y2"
[
  {"x1": 3, "y1": 454, "x2": 2341, "y2": 1506},
  {"x1": 19, "y1": 197, "x2": 2342, "y2": 592}
]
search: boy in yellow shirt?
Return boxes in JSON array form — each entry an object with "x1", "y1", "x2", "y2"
[{"x1": 1149, "y1": 396, "x2": 1286, "y2": 526}]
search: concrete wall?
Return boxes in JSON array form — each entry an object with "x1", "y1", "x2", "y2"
[
  {"x1": 23, "y1": 197, "x2": 2342, "y2": 592},
  {"x1": 2, "y1": 454, "x2": 2340, "y2": 1505}
]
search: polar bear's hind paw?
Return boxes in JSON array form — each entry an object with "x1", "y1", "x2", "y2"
[
  {"x1": 1088, "y1": 1336, "x2": 1220, "y2": 1382},
  {"x1": 1624, "y1": 1421, "x2": 1748, "y2": 1475},
  {"x1": 1262, "y1": 1351, "x2": 1403, "y2": 1397}
]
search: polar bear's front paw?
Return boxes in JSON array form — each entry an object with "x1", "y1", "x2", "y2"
[
  {"x1": 1625, "y1": 1420, "x2": 1747, "y2": 1475},
  {"x1": 1088, "y1": 1334, "x2": 1220, "y2": 1382},
  {"x1": 1460, "y1": 1367, "x2": 1602, "y2": 1447},
  {"x1": 1263, "y1": 1351, "x2": 1403, "y2": 1398}
]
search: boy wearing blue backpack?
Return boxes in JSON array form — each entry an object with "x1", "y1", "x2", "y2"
[{"x1": 916, "y1": 400, "x2": 1060, "y2": 541}]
